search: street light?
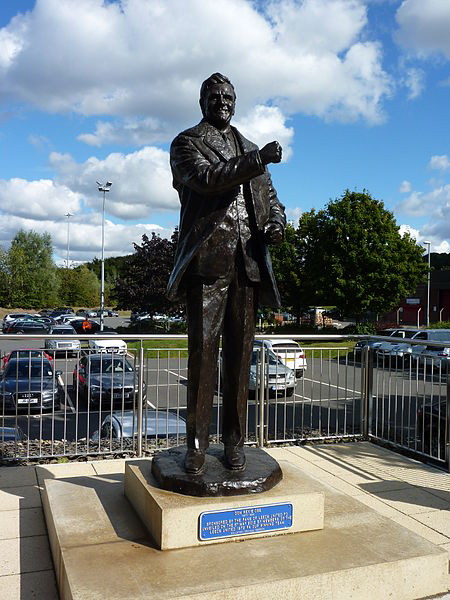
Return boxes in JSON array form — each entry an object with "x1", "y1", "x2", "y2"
[
  {"x1": 65, "y1": 212, "x2": 73, "y2": 268},
  {"x1": 423, "y1": 241, "x2": 431, "y2": 328},
  {"x1": 96, "y1": 181, "x2": 112, "y2": 331}
]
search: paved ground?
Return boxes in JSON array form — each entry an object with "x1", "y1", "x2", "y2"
[{"x1": 0, "y1": 441, "x2": 449, "y2": 599}]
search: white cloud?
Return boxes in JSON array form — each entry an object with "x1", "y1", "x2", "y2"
[
  {"x1": 0, "y1": 0, "x2": 393, "y2": 140},
  {"x1": 401, "y1": 67, "x2": 425, "y2": 99},
  {"x1": 49, "y1": 146, "x2": 178, "y2": 219},
  {"x1": 399, "y1": 180, "x2": 412, "y2": 193},
  {"x1": 286, "y1": 206, "x2": 303, "y2": 224},
  {"x1": 0, "y1": 213, "x2": 169, "y2": 263},
  {"x1": 0, "y1": 178, "x2": 81, "y2": 220},
  {"x1": 234, "y1": 105, "x2": 294, "y2": 160},
  {"x1": 396, "y1": 0, "x2": 450, "y2": 59},
  {"x1": 396, "y1": 184, "x2": 450, "y2": 217},
  {"x1": 429, "y1": 154, "x2": 450, "y2": 171}
]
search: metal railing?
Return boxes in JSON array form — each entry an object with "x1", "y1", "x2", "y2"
[{"x1": 0, "y1": 332, "x2": 448, "y2": 471}]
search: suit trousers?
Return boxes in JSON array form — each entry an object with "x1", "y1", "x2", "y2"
[{"x1": 185, "y1": 250, "x2": 258, "y2": 451}]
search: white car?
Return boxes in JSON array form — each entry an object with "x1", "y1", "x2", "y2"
[
  {"x1": 254, "y1": 339, "x2": 307, "y2": 377},
  {"x1": 88, "y1": 333, "x2": 127, "y2": 355},
  {"x1": 45, "y1": 324, "x2": 81, "y2": 356}
]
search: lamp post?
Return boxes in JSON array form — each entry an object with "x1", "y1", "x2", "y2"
[
  {"x1": 65, "y1": 212, "x2": 73, "y2": 268},
  {"x1": 96, "y1": 181, "x2": 112, "y2": 331},
  {"x1": 423, "y1": 241, "x2": 431, "y2": 328}
]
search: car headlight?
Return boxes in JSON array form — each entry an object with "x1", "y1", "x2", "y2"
[
  {"x1": 42, "y1": 389, "x2": 58, "y2": 399},
  {"x1": 90, "y1": 385, "x2": 101, "y2": 392},
  {"x1": 249, "y1": 371, "x2": 257, "y2": 383}
]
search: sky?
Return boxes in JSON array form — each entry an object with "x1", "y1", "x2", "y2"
[{"x1": 0, "y1": 0, "x2": 449, "y2": 265}]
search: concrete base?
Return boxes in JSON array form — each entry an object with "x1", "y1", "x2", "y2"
[
  {"x1": 42, "y1": 459, "x2": 448, "y2": 600},
  {"x1": 124, "y1": 459, "x2": 324, "y2": 549}
]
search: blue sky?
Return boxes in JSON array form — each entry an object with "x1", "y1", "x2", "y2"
[{"x1": 0, "y1": 0, "x2": 449, "y2": 264}]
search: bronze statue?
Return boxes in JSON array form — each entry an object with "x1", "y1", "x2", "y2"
[{"x1": 167, "y1": 73, "x2": 286, "y2": 474}]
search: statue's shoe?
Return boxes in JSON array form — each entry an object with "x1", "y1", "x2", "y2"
[
  {"x1": 184, "y1": 448, "x2": 206, "y2": 474},
  {"x1": 224, "y1": 445, "x2": 246, "y2": 471}
]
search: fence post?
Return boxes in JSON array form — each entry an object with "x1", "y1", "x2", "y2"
[
  {"x1": 258, "y1": 348, "x2": 266, "y2": 448},
  {"x1": 361, "y1": 344, "x2": 374, "y2": 438},
  {"x1": 446, "y1": 369, "x2": 450, "y2": 473},
  {"x1": 137, "y1": 343, "x2": 145, "y2": 458}
]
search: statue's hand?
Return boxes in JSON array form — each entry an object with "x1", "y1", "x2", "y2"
[
  {"x1": 264, "y1": 222, "x2": 284, "y2": 245},
  {"x1": 260, "y1": 141, "x2": 282, "y2": 165}
]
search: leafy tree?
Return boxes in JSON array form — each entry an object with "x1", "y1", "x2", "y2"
[
  {"x1": 113, "y1": 230, "x2": 181, "y2": 315},
  {"x1": 57, "y1": 265, "x2": 101, "y2": 307},
  {"x1": 296, "y1": 190, "x2": 428, "y2": 321},
  {"x1": 269, "y1": 222, "x2": 305, "y2": 317},
  {"x1": 6, "y1": 230, "x2": 59, "y2": 308}
]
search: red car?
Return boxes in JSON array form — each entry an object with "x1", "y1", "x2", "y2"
[{"x1": 2, "y1": 348, "x2": 53, "y2": 368}]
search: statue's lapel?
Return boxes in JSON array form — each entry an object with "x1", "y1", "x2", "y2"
[{"x1": 203, "y1": 124, "x2": 235, "y2": 160}]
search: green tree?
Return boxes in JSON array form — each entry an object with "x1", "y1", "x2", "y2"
[
  {"x1": 57, "y1": 265, "x2": 101, "y2": 307},
  {"x1": 6, "y1": 230, "x2": 59, "y2": 308},
  {"x1": 296, "y1": 190, "x2": 428, "y2": 321},
  {"x1": 269, "y1": 222, "x2": 305, "y2": 317},
  {"x1": 113, "y1": 230, "x2": 181, "y2": 315}
]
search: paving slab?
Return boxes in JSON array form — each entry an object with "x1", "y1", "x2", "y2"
[
  {"x1": 43, "y1": 458, "x2": 448, "y2": 600},
  {"x1": 0, "y1": 535, "x2": 53, "y2": 577},
  {"x1": 0, "y1": 484, "x2": 41, "y2": 511},
  {"x1": 0, "y1": 569, "x2": 59, "y2": 599},
  {"x1": 0, "y1": 465, "x2": 37, "y2": 489},
  {"x1": 0, "y1": 507, "x2": 47, "y2": 540}
]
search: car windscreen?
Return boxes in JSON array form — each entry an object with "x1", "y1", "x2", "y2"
[
  {"x1": 5, "y1": 360, "x2": 53, "y2": 378},
  {"x1": 251, "y1": 349, "x2": 282, "y2": 366},
  {"x1": 88, "y1": 358, "x2": 134, "y2": 374}
]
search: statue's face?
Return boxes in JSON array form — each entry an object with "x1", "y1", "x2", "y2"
[{"x1": 202, "y1": 83, "x2": 235, "y2": 130}]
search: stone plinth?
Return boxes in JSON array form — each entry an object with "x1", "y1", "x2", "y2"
[
  {"x1": 42, "y1": 460, "x2": 449, "y2": 600},
  {"x1": 125, "y1": 459, "x2": 324, "y2": 549}
]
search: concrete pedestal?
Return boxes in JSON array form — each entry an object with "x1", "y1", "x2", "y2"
[
  {"x1": 42, "y1": 459, "x2": 449, "y2": 600},
  {"x1": 124, "y1": 460, "x2": 324, "y2": 549}
]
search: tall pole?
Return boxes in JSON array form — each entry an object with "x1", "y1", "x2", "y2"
[
  {"x1": 65, "y1": 212, "x2": 73, "y2": 268},
  {"x1": 423, "y1": 241, "x2": 431, "y2": 328},
  {"x1": 96, "y1": 182, "x2": 112, "y2": 332}
]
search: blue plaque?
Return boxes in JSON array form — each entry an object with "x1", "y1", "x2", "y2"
[{"x1": 199, "y1": 502, "x2": 293, "y2": 541}]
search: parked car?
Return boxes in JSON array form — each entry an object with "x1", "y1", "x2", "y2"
[
  {"x1": 4, "y1": 320, "x2": 50, "y2": 335},
  {"x1": 417, "y1": 397, "x2": 447, "y2": 456},
  {"x1": 91, "y1": 410, "x2": 186, "y2": 442},
  {"x1": 2, "y1": 348, "x2": 53, "y2": 368},
  {"x1": 378, "y1": 329, "x2": 450, "y2": 366},
  {"x1": 69, "y1": 318, "x2": 101, "y2": 334},
  {"x1": 76, "y1": 309, "x2": 97, "y2": 318},
  {"x1": 254, "y1": 339, "x2": 307, "y2": 377},
  {"x1": 45, "y1": 325, "x2": 81, "y2": 357},
  {"x1": 220, "y1": 345, "x2": 295, "y2": 398},
  {"x1": 413, "y1": 345, "x2": 450, "y2": 370},
  {"x1": 88, "y1": 332, "x2": 127, "y2": 355},
  {"x1": 0, "y1": 357, "x2": 62, "y2": 411},
  {"x1": 0, "y1": 426, "x2": 27, "y2": 441},
  {"x1": 73, "y1": 353, "x2": 144, "y2": 407}
]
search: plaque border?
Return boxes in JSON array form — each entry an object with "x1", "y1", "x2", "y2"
[{"x1": 198, "y1": 501, "x2": 293, "y2": 541}]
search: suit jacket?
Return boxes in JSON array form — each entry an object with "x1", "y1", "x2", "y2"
[{"x1": 167, "y1": 119, "x2": 286, "y2": 307}]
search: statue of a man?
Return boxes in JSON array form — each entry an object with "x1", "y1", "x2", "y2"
[{"x1": 167, "y1": 73, "x2": 286, "y2": 474}]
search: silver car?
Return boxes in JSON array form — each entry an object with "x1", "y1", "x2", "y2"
[
  {"x1": 92, "y1": 410, "x2": 186, "y2": 441},
  {"x1": 45, "y1": 324, "x2": 81, "y2": 357}
]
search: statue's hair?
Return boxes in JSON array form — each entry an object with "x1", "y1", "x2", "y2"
[{"x1": 199, "y1": 73, "x2": 235, "y2": 111}]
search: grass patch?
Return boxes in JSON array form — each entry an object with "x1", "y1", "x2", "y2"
[
  {"x1": 127, "y1": 338, "x2": 189, "y2": 359},
  {"x1": 301, "y1": 340, "x2": 356, "y2": 361}
]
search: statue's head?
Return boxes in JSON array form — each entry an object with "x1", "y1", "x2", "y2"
[{"x1": 200, "y1": 73, "x2": 236, "y2": 130}]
